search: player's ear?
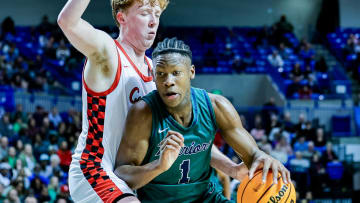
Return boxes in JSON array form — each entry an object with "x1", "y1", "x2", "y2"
[
  {"x1": 116, "y1": 11, "x2": 126, "y2": 26},
  {"x1": 190, "y1": 65, "x2": 195, "y2": 80}
]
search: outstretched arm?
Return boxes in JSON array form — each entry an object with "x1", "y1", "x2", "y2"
[
  {"x1": 114, "y1": 101, "x2": 184, "y2": 190},
  {"x1": 57, "y1": 0, "x2": 115, "y2": 59},
  {"x1": 210, "y1": 94, "x2": 291, "y2": 184}
]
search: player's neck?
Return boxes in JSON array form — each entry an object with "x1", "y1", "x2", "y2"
[
  {"x1": 166, "y1": 94, "x2": 193, "y2": 127},
  {"x1": 117, "y1": 38, "x2": 147, "y2": 70}
]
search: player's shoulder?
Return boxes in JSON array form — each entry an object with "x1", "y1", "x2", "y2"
[
  {"x1": 208, "y1": 93, "x2": 231, "y2": 109},
  {"x1": 128, "y1": 100, "x2": 152, "y2": 121}
]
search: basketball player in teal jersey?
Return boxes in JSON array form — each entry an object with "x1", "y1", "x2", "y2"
[{"x1": 114, "y1": 38, "x2": 291, "y2": 202}]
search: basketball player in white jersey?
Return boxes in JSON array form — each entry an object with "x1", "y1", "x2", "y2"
[{"x1": 58, "y1": 0, "x2": 247, "y2": 202}]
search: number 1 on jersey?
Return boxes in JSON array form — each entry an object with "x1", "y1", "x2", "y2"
[{"x1": 178, "y1": 159, "x2": 190, "y2": 184}]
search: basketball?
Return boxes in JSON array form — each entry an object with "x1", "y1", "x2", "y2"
[{"x1": 237, "y1": 170, "x2": 296, "y2": 203}]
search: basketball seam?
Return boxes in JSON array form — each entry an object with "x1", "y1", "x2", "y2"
[
  {"x1": 240, "y1": 170, "x2": 262, "y2": 203},
  {"x1": 256, "y1": 176, "x2": 281, "y2": 203},
  {"x1": 284, "y1": 182, "x2": 292, "y2": 203}
]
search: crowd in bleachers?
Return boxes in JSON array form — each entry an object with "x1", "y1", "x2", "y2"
[
  {"x1": 0, "y1": 103, "x2": 80, "y2": 202},
  {"x1": 0, "y1": 15, "x2": 348, "y2": 100},
  {"x1": 0, "y1": 16, "x2": 83, "y2": 95},
  {"x1": 327, "y1": 29, "x2": 360, "y2": 104}
]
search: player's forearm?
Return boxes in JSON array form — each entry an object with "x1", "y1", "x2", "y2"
[
  {"x1": 58, "y1": 0, "x2": 91, "y2": 28},
  {"x1": 210, "y1": 146, "x2": 238, "y2": 179},
  {"x1": 114, "y1": 159, "x2": 164, "y2": 190},
  {"x1": 223, "y1": 128, "x2": 259, "y2": 169}
]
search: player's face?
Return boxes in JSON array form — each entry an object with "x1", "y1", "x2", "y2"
[
  {"x1": 121, "y1": 0, "x2": 162, "y2": 51},
  {"x1": 154, "y1": 54, "x2": 195, "y2": 108}
]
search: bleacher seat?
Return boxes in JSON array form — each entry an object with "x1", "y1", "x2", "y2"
[{"x1": 326, "y1": 162, "x2": 344, "y2": 181}]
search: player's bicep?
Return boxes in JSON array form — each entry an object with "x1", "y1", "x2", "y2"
[
  {"x1": 210, "y1": 94, "x2": 257, "y2": 164},
  {"x1": 116, "y1": 101, "x2": 152, "y2": 167},
  {"x1": 59, "y1": 18, "x2": 113, "y2": 58}
]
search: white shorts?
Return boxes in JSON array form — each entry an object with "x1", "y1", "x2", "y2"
[{"x1": 69, "y1": 158, "x2": 134, "y2": 203}]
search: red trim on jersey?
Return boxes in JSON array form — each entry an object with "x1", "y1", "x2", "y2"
[
  {"x1": 114, "y1": 40, "x2": 153, "y2": 82},
  {"x1": 82, "y1": 40, "x2": 122, "y2": 96}
]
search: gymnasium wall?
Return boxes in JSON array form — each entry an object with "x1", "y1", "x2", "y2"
[
  {"x1": 0, "y1": 0, "x2": 322, "y2": 39},
  {"x1": 340, "y1": 0, "x2": 360, "y2": 27}
]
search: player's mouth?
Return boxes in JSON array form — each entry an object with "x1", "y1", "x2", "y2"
[
  {"x1": 164, "y1": 92, "x2": 179, "y2": 100},
  {"x1": 148, "y1": 31, "x2": 156, "y2": 37}
]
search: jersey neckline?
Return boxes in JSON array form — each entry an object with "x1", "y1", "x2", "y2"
[{"x1": 114, "y1": 40, "x2": 153, "y2": 83}]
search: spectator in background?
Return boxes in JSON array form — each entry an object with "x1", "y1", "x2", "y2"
[
  {"x1": 7, "y1": 147, "x2": 17, "y2": 168},
  {"x1": 48, "y1": 176, "x2": 60, "y2": 202},
  {"x1": 282, "y1": 111, "x2": 295, "y2": 133},
  {"x1": 271, "y1": 136, "x2": 293, "y2": 164},
  {"x1": 278, "y1": 42, "x2": 291, "y2": 60},
  {"x1": 250, "y1": 116, "x2": 266, "y2": 142},
  {"x1": 48, "y1": 107, "x2": 62, "y2": 128},
  {"x1": 32, "y1": 106, "x2": 46, "y2": 128},
  {"x1": 268, "y1": 50, "x2": 284, "y2": 68},
  {"x1": 300, "y1": 121, "x2": 315, "y2": 141},
  {"x1": 57, "y1": 141, "x2": 71, "y2": 172},
  {"x1": 18, "y1": 144, "x2": 36, "y2": 171},
  {"x1": 232, "y1": 55, "x2": 244, "y2": 73},
  {"x1": 257, "y1": 136, "x2": 272, "y2": 153},
  {"x1": 299, "y1": 43, "x2": 315, "y2": 66},
  {"x1": 298, "y1": 85, "x2": 312, "y2": 99},
  {"x1": 313, "y1": 127, "x2": 327, "y2": 147},
  {"x1": 10, "y1": 104, "x2": 27, "y2": 124},
  {"x1": 0, "y1": 162, "x2": 12, "y2": 187},
  {"x1": 0, "y1": 137, "x2": 9, "y2": 161},
  {"x1": 5, "y1": 188, "x2": 21, "y2": 203},
  {"x1": 344, "y1": 34, "x2": 358, "y2": 55},
  {"x1": 261, "y1": 97, "x2": 279, "y2": 132},
  {"x1": 24, "y1": 196, "x2": 37, "y2": 203},
  {"x1": 290, "y1": 63, "x2": 303, "y2": 82},
  {"x1": 0, "y1": 114, "x2": 13, "y2": 138},
  {"x1": 294, "y1": 136, "x2": 308, "y2": 153},
  {"x1": 295, "y1": 113, "x2": 307, "y2": 133},
  {"x1": 37, "y1": 15, "x2": 54, "y2": 35},
  {"x1": 56, "y1": 39, "x2": 70, "y2": 63},
  {"x1": 302, "y1": 141, "x2": 316, "y2": 159},
  {"x1": 1, "y1": 17, "x2": 15, "y2": 39},
  {"x1": 309, "y1": 152, "x2": 326, "y2": 197},
  {"x1": 289, "y1": 151, "x2": 310, "y2": 197},
  {"x1": 275, "y1": 15, "x2": 294, "y2": 35},
  {"x1": 321, "y1": 142, "x2": 338, "y2": 165},
  {"x1": 315, "y1": 56, "x2": 328, "y2": 73}
]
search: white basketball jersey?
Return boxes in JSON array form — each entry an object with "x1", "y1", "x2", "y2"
[{"x1": 72, "y1": 40, "x2": 156, "y2": 173}]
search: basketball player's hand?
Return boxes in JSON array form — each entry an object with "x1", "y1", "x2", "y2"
[
  {"x1": 232, "y1": 162, "x2": 249, "y2": 182},
  {"x1": 248, "y1": 150, "x2": 291, "y2": 185},
  {"x1": 158, "y1": 130, "x2": 184, "y2": 172}
]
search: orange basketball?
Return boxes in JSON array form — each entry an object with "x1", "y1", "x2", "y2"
[{"x1": 237, "y1": 170, "x2": 296, "y2": 203}]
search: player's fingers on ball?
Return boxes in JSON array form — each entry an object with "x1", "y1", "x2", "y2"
[
  {"x1": 261, "y1": 160, "x2": 271, "y2": 183},
  {"x1": 248, "y1": 160, "x2": 260, "y2": 179},
  {"x1": 272, "y1": 163, "x2": 279, "y2": 184},
  {"x1": 280, "y1": 167, "x2": 288, "y2": 184},
  {"x1": 286, "y1": 169, "x2": 291, "y2": 184}
]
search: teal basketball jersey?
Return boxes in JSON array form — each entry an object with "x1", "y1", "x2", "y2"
[{"x1": 138, "y1": 87, "x2": 228, "y2": 202}]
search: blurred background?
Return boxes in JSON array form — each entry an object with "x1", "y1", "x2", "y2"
[{"x1": 0, "y1": 0, "x2": 359, "y2": 202}]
